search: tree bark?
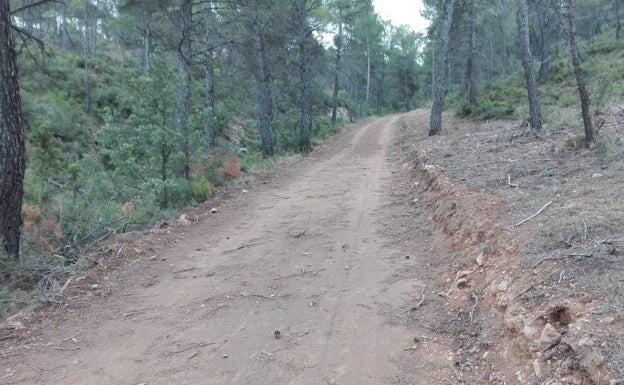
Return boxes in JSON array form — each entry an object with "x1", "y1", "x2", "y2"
[
  {"x1": 567, "y1": 0, "x2": 594, "y2": 144},
  {"x1": 204, "y1": 1, "x2": 215, "y2": 153},
  {"x1": 331, "y1": 4, "x2": 343, "y2": 125},
  {"x1": 365, "y1": 37, "x2": 370, "y2": 116},
  {"x1": 466, "y1": 0, "x2": 478, "y2": 111},
  {"x1": 296, "y1": 0, "x2": 313, "y2": 153},
  {"x1": 177, "y1": 0, "x2": 192, "y2": 179},
  {"x1": 429, "y1": 0, "x2": 457, "y2": 136},
  {"x1": 83, "y1": 0, "x2": 91, "y2": 114},
  {"x1": 143, "y1": 26, "x2": 151, "y2": 74},
  {"x1": 0, "y1": 0, "x2": 26, "y2": 258},
  {"x1": 249, "y1": 8, "x2": 274, "y2": 158},
  {"x1": 534, "y1": 0, "x2": 557, "y2": 82},
  {"x1": 516, "y1": 0, "x2": 542, "y2": 132},
  {"x1": 615, "y1": 0, "x2": 622, "y2": 40}
]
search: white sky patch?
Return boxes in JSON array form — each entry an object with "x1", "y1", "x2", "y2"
[{"x1": 374, "y1": 0, "x2": 429, "y2": 34}]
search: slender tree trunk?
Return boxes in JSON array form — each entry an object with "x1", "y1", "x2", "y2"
[
  {"x1": 177, "y1": 0, "x2": 192, "y2": 180},
  {"x1": 0, "y1": 0, "x2": 26, "y2": 258},
  {"x1": 296, "y1": 0, "x2": 313, "y2": 153},
  {"x1": 378, "y1": 47, "x2": 386, "y2": 114},
  {"x1": 365, "y1": 37, "x2": 370, "y2": 116},
  {"x1": 535, "y1": 0, "x2": 555, "y2": 81},
  {"x1": 517, "y1": 0, "x2": 542, "y2": 132},
  {"x1": 500, "y1": 20, "x2": 509, "y2": 76},
  {"x1": 404, "y1": 71, "x2": 411, "y2": 111},
  {"x1": 143, "y1": 26, "x2": 150, "y2": 74},
  {"x1": 331, "y1": 6, "x2": 343, "y2": 124},
  {"x1": 429, "y1": 0, "x2": 457, "y2": 136},
  {"x1": 615, "y1": 0, "x2": 622, "y2": 40},
  {"x1": 83, "y1": 0, "x2": 91, "y2": 114},
  {"x1": 538, "y1": 24, "x2": 551, "y2": 81},
  {"x1": 249, "y1": 11, "x2": 274, "y2": 158},
  {"x1": 567, "y1": 0, "x2": 594, "y2": 144},
  {"x1": 160, "y1": 134, "x2": 169, "y2": 210},
  {"x1": 61, "y1": 2, "x2": 70, "y2": 49},
  {"x1": 466, "y1": 0, "x2": 478, "y2": 111},
  {"x1": 204, "y1": 1, "x2": 215, "y2": 153}
]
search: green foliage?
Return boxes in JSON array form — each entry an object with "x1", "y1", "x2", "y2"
[
  {"x1": 274, "y1": 115, "x2": 300, "y2": 154},
  {"x1": 191, "y1": 176, "x2": 214, "y2": 204},
  {"x1": 451, "y1": 77, "x2": 524, "y2": 120},
  {"x1": 313, "y1": 116, "x2": 340, "y2": 144}
]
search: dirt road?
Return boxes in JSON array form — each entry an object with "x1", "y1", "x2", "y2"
[{"x1": 5, "y1": 115, "x2": 456, "y2": 384}]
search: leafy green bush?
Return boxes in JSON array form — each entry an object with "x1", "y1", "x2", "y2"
[{"x1": 191, "y1": 176, "x2": 214, "y2": 204}]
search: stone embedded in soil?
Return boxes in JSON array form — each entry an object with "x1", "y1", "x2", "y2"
[
  {"x1": 533, "y1": 359, "x2": 542, "y2": 379},
  {"x1": 523, "y1": 323, "x2": 540, "y2": 340},
  {"x1": 497, "y1": 278, "x2": 511, "y2": 292},
  {"x1": 601, "y1": 316, "x2": 615, "y2": 324},
  {"x1": 538, "y1": 323, "x2": 561, "y2": 350},
  {"x1": 178, "y1": 214, "x2": 192, "y2": 226},
  {"x1": 476, "y1": 251, "x2": 485, "y2": 266},
  {"x1": 578, "y1": 336, "x2": 594, "y2": 347}
]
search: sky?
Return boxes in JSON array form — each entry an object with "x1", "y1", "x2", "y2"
[{"x1": 373, "y1": 0, "x2": 429, "y2": 34}]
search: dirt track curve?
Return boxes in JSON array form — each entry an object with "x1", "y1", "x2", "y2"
[{"x1": 4, "y1": 115, "x2": 458, "y2": 384}]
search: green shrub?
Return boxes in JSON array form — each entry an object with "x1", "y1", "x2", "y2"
[{"x1": 191, "y1": 176, "x2": 214, "y2": 204}]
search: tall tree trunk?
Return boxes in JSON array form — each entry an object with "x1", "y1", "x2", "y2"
[
  {"x1": 466, "y1": 0, "x2": 478, "y2": 111},
  {"x1": 177, "y1": 0, "x2": 192, "y2": 180},
  {"x1": 250, "y1": 11, "x2": 274, "y2": 158},
  {"x1": 331, "y1": 5, "x2": 343, "y2": 124},
  {"x1": 535, "y1": 0, "x2": 555, "y2": 81},
  {"x1": 365, "y1": 37, "x2": 370, "y2": 116},
  {"x1": 296, "y1": 0, "x2": 313, "y2": 153},
  {"x1": 377, "y1": 46, "x2": 385, "y2": 114},
  {"x1": 0, "y1": 0, "x2": 26, "y2": 258},
  {"x1": 516, "y1": 0, "x2": 542, "y2": 132},
  {"x1": 60, "y1": 2, "x2": 70, "y2": 49},
  {"x1": 615, "y1": 0, "x2": 622, "y2": 40},
  {"x1": 203, "y1": 1, "x2": 215, "y2": 153},
  {"x1": 83, "y1": 0, "x2": 91, "y2": 114},
  {"x1": 567, "y1": 0, "x2": 594, "y2": 144},
  {"x1": 429, "y1": 0, "x2": 457, "y2": 136},
  {"x1": 143, "y1": 26, "x2": 150, "y2": 74}
]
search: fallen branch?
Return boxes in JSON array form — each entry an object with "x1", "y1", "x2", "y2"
[
  {"x1": 511, "y1": 200, "x2": 553, "y2": 228},
  {"x1": 171, "y1": 342, "x2": 214, "y2": 355},
  {"x1": 401, "y1": 290, "x2": 426, "y2": 315},
  {"x1": 0, "y1": 322, "x2": 25, "y2": 331},
  {"x1": 224, "y1": 242, "x2": 264, "y2": 253},
  {"x1": 507, "y1": 174, "x2": 519, "y2": 188},
  {"x1": 274, "y1": 266, "x2": 311, "y2": 281},
  {"x1": 0, "y1": 334, "x2": 20, "y2": 341},
  {"x1": 413, "y1": 290, "x2": 426, "y2": 311},
  {"x1": 62, "y1": 330, "x2": 82, "y2": 342},
  {"x1": 59, "y1": 276, "x2": 74, "y2": 294},
  {"x1": 250, "y1": 294, "x2": 275, "y2": 300},
  {"x1": 532, "y1": 253, "x2": 593, "y2": 269},
  {"x1": 115, "y1": 243, "x2": 127, "y2": 258},
  {"x1": 292, "y1": 229, "x2": 308, "y2": 238}
]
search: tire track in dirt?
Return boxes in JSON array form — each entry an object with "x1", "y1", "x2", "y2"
[{"x1": 3, "y1": 115, "x2": 456, "y2": 385}]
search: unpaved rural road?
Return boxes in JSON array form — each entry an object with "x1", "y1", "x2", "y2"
[{"x1": 5, "y1": 115, "x2": 456, "y2": 384}]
